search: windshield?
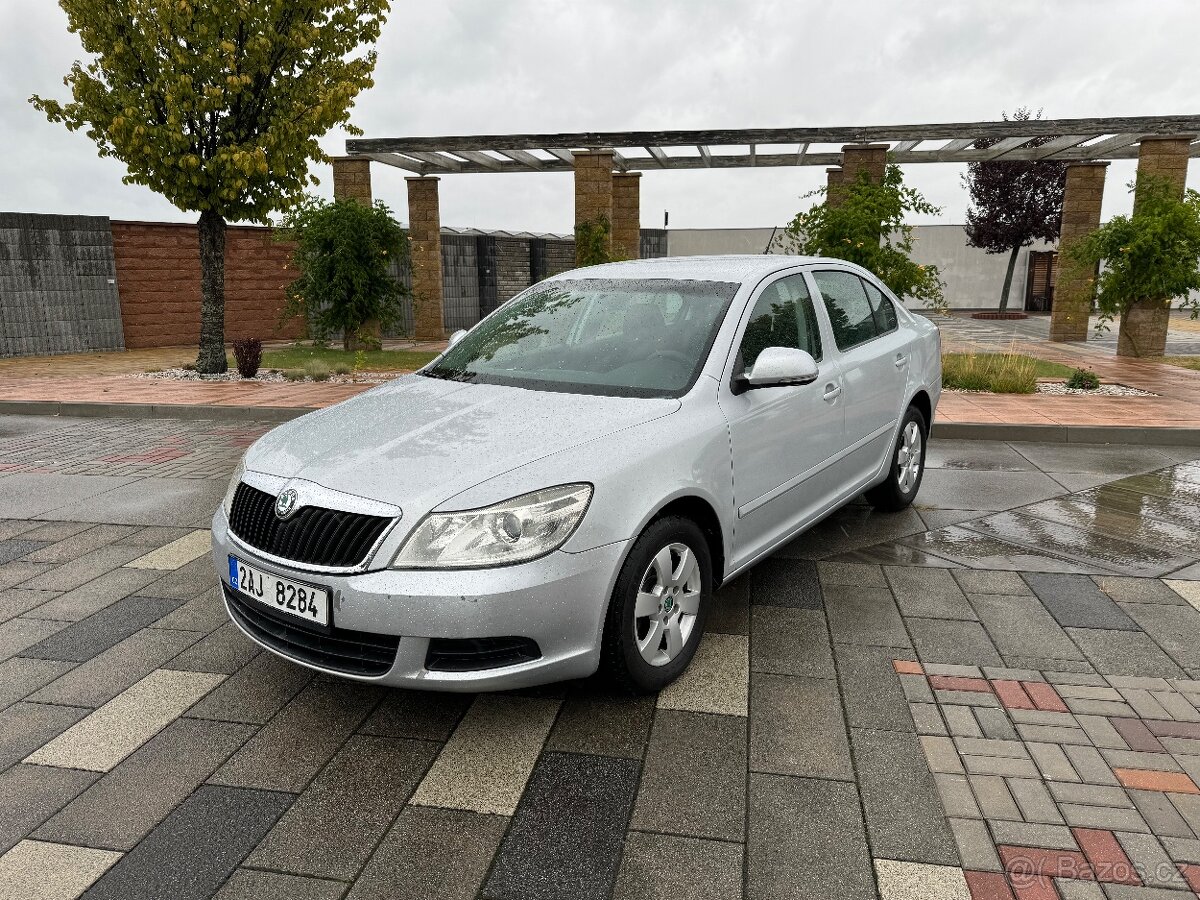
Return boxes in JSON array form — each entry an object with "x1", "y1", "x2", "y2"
[{"x1": 422, "y1": 278, "x2": 740, "y2": 398}]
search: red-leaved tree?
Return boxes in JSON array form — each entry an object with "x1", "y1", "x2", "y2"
[{"x1": 963, "y1": 108, "x2": 1067, "y2": 312}]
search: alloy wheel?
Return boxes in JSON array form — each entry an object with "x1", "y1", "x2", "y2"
[
  {"x1": 634, "y1": 542, "x2": 702, "y2": 666},
  {"x1": 896, "y1": 420, "x2": 923, "y2": 493}
]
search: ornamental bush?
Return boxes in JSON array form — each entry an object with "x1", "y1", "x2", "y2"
[{"x1": 231, "y1": 338, "x2": 263, "y2": 379}]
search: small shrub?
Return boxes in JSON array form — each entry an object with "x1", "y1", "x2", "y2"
[
  {"x1": 231, "y1": 338, "x2": 263, "y2": 378},
  {"x1": 333, "y1": 363, "x2": 352, "y2": 375},
  {"x1": 942, "y1": 352, "x2": 1037, "y2": 394},
  {"x1": 1065, "y1": 368, "x2": 1101, "y2": 390},
  {"x1": 354, "y1": 349, "x2": 366, "y2": 372},
  {"x1": 282, "y1": 369, "x2": 305, "y2": 382},
  {"x1": 146, "y1": 367, "x2": 162, "y2": 374},
  {"x1": 182, "y1": 362, "x2": 197, "y2": 372},
  {"x1": 304, "y1": 360, "x2": 331, "y2": 382}
]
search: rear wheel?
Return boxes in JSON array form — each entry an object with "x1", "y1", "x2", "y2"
[
  {"x1": 600, "y1": 516, "x2": 711, "y2": 693},
  {"x1": 866, "y1": 405, "x2": 927, "y2": 512}
]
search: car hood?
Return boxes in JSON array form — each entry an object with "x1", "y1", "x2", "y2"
[{"x1": 245, "y1": 375, "x2": 681, "y2": 513}]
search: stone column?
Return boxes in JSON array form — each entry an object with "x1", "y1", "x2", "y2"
[
  {"x1": 1050, "y1": 162, "x2": 1108, "y2": 343},
  {"x1": 406, "y1": 177, "x2": 445, "y2": 341},
  {"x1": 612, "y1": 172, "x2": 642, "y2": 260},
  {"x1": 573, "y1": 150, "x2": 615, "y2": 265},
  {"x1": 825, "y1": 167, "x2": 844, "y2": 208},
  {"x1": 332, "y1": 157, "x2": 372, "y2": 203},
  {"x1": 841, "y1": 144, "x2": 889, "y2": 185},
  {"x1": 1118, "y1": 137, "x2": 1193, "y2": 357}
]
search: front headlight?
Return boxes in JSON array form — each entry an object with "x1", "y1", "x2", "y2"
[
  {"x1": 222, "y1": 457, "x2": 246, "y2": 518},
  {"x1": 392, "y1": 484, "x2": 592, "y2": 569}
]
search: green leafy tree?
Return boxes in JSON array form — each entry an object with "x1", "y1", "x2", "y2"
[
  {"x1": 777, "y1": 165, "x2": 946, "y2": 311},
  {"x1": 278, "y1": 197, "x2": 410, "y2": 350},
  {"x1": 31, "y1": 0, "x2": 388, "y2": 372},
  {"x1": 1065, "y1": 176, "x2": 1200, "y2": 357}
]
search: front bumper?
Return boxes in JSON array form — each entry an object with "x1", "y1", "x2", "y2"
[{"x1": 211, "y1": 510, "x2": 628, "y2": 691}]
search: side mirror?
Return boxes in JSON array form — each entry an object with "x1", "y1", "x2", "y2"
[
  {"x1": 736, "y1": 347, "x2": 819, "y2": 392},
  {"x1": 447, "y1": 329, "x2": 468, "y2": 349}
]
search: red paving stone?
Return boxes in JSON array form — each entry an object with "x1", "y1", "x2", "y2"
[
  {"x1": 1144, "y1": 720, "x2": 1200, "y2": 740},
  {"x1": 992, "y1": 680, "x2": 1037, "y2": 710},
  {"x1": 1178, "y1": 863, "x2": 1200, "y2": 893},
  {"x1": 892, "y1": 660, "x2": 925, "y2": 675},
  {"x1": 1111, "y1": 768, "x2": 1200, "y2": 794},
  {"x1": 1008, "y1": 874, "x2": 1060, "y2": 900},
  {"x1": 1000, "y1": 846, "x2": 1093, "y2": 881},
  {"x1": 1110, "y1": 718, "x2": 1167, "y2": 753},
  {"x1": 1022, "y1": 682, "x2": 1069, "y2": 713},
  {"x1": 1072, "y1": 828, "x2": 1140, "y2": 886},
  {"x1": 965, "y1": 871, "x2": 1017, "y2": 900},
  {"x1": 929, "y1": 675, "x2": 994, "y2": 693}
]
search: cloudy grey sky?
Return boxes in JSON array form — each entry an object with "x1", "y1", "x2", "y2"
[{"x1": 3, "y1": 0, "x2": 1198, "y2": 233}]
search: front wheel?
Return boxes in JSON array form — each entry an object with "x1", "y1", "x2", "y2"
[
  {"x1": 600, "y1": 516, "x2": 712, "y2": 693},
  {"x1": 866, "y1": 405, "x2": 928, "y2": 512}
]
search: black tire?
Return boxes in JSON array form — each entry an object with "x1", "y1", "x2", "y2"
[
  {"x1": 600, "y1": 516, "x2": 712, "y2": 694},
  {"x1": 866, "y1": 404, "x2": 928, "y2": 512}
]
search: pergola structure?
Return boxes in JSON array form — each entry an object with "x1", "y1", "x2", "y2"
[{"x1": 336, "y1": 115, "x2": 1200, "y2": 351}]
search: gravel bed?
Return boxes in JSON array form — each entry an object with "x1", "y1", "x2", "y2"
[{"x1": 128, "y1": 368, "x2": 402, "y2": 385}]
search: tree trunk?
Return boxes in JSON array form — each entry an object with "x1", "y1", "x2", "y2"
[
  {"x1": 998, "y1": 244, "x2": 1021, "y2": 312},
  {"x1": 196, "y1": 209, "x2": 228, "y2": 374}
]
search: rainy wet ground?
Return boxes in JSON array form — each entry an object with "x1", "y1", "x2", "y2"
[{"x1": 1, "y1": 413, "x2": 1199, "y2": 900}]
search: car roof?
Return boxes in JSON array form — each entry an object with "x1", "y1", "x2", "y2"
[{"x1": 548, "y1": 254, "x2": 848, "y2": 284}]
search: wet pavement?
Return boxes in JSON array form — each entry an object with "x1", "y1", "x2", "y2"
[{"x1": 1, "y1": 413, "x2": 1199, "y2": 900}]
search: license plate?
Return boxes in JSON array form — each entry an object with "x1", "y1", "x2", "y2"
[{"x1": 228, "y1": 556, "x2": 329, "y2": 626}]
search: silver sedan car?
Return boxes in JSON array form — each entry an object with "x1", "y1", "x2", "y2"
[{"x1": 212, "y1": 256, "x2": 940, "y2": 692}]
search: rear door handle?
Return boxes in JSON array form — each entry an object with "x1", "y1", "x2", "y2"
[
  {"x1": 894, "y1": 354, "x2": 908, "y2": 368},
  {"x1": 823, "y1": 383, "x2": 842, "y2": 402}
]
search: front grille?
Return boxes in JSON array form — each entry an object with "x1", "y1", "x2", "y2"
[
  {"x1": 224, "y1": 583, "x2": 399, "y2": 676},
  {"x1": 228, "y1": 482, "x2": 393, "y2": 568},
  {"x1": 425, "y1": 636, "x2": 542, "y2": 672}
]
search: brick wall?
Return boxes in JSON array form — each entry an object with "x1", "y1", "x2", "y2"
[{"x1": 112, "y1": 221, "x2": 302, "y2": 349}]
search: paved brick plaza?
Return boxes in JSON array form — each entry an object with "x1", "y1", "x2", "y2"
[{"x1": 1, "y1": 413, "x2": 1199, "y2": 899}]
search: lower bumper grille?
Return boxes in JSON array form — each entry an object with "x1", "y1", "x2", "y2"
[
  {"x1": 425, "y1": 636, "x2": 542, "y2": 672},
  {"x1": 223, "y1": 583, "x2": 399, "y2": 677}
]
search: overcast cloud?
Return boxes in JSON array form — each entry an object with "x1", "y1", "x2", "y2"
[{"x1": 2, "y1": 0, "x2": 1198, "y2": 233}]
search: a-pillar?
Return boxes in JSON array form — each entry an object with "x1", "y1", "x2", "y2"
[
  {"x1": 1050, "y1": 162, "x2": 1108, "y2": 342},
  {"x1": 574, "y1": 150, "x2": 614, "y2": 265},
  {"x1": 612, "y1": 172, "x2": 642, "y2": 260},
  {"x1": 332, "y1": 157, "x2": 372, "y2": 202},
  {"x1": 406, "y1": 177, "x2": 445, "y2": 341},
  {"x1": 1118, "y1": 137, "x2": 1193, "y2": 357}
]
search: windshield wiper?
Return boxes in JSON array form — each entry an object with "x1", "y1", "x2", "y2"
[{"x1": 423, "y1": 367, "x2": 477, "y2": 383}]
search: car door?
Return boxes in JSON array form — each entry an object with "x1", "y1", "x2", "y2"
[
  {"x1": 809, "y1": 268, "x2": 910, "y2": 486},
  {"x1": 719, "y1": 272, "x2": 847, "y2": 567}
]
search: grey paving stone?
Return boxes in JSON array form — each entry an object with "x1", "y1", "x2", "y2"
[
  {"x1": 943, "y1": 705, "x2": 984, "y2": 738},
  {"x1": 632, "y1": 710, "x2": 746, "y2": 842},
  {"x1": 0, "y1": 588, "x2": 59, "y2": 623},
  {"x1": 544, "y1": 692, "x2": 654, "y2": 759},
  {"x1": 1097, "y1": 577, "x2": 1190, "y2": 606},
  {"x1": 921, "y1": 735, "x2": 965, "y2": 774},
  {"x1": 612, "y1": 831, "x2": 744, "y2": 900},
  {"x1": 1015, "y1": 723, "x2": 1092, "y2": 746},
  {"x1": 746, "y1": 773, "x2": 876, "y2": 900},
  {"x1": 150, "y1": 586, "x2": 227, "y2": 633},
  {"x1": 1060, "y1": 803, "x2": 1149, "y2": 833},
  {"x1": 0, "y1": 474, "x2": 136, "y2": 519},
  {"x1": 984, "y1": 667, "x2": 1045, "y2": 682},
  {"x1": 347, "y1": 806, "x2": 507, "y2": 900},
  {"x1": 30, "y1": 545, "x2": 143, "y2": 593},
  {"x1": 1008, "y1": 777, "x2": 1064, "y2": 824},
  {"x1": 247, "y1": 734, "x2": 436, "y2": 880},
  {"x1": 708, "y1": 576, "x2": 749, "y2": 634},
  {"x1": 750, "y1": 606, "x2": 834, "y2": 678},
  {"x1": 949, "y1": 817, "x2": 1001, "y2": 872},
  {"x1": 823, "y1": 583, "x2": 911, "y2": 648},
  {"x1": 80, "y1": 784, "x2": 293, "y2": 900},
  {"x1": 854, "y1": 727, "x2": 959, "y2": 865},
  {"x1": 0, "y1": 701, "x2": 88, "y2": 769},
  {"x1": 26, "y1": 567, "x2": 159, "y2": 621},
  {"x1": 1026, "y1": 742, "x2": 1081, "y2": 782},
  {"x1": 1162, "y1": 836, "x2": 1200, "y2": 864},
  {"x1": 953, "y1": 737, "x2": 1028, "y2": 759},
  {"x1": 1128, "y1": 789, "x2": 1199, "y2": 840},
  {"x1": 952, "y1": 569, "x2": 1033, "y2": 595},
  {"x1": 918, "y1": 507, "x2": 992, "y2": 529},
  {"x1": 1066, "y1": 628, "x2": 1185, "y2": 678},
  {"x1": 22, "y1": 524, "x2": 137, "y2": 564},
  {"x1": 185, "y1": 650, "x2": 314, "y2": 725},
  {"x1": 0, "y1": 560, "x2": 52, "y2": 591},
  {"x1": 778, "y1": 505, "x2": 927, "y2": 560},
  {"x1": 140, "y1": 556, "x2": 220, "y2": 601},
  {"x1": 0, "y1": 656, "x2": 75, "y2": 712},
  {"x1": 969, "y1": 593, "x2": 1085, "y2": 661},
  {"x1": 926, "y1": 663, "x2": 985, "y2": 677},
  {"x1": 1010, "y1": 709, "x2": 1078, "y2": 727},
  {"x1": 989, "y1": 819, "x2": 1078, "y2": 850},
  {"x1": 1024, "y1": 574, "x2": 1141, "y2": 630},
  {"x1": 911, "y1": 702, "x2": 947, "y2": 736},
  {"x1": 926, "y1": 440, "x2": 1038, "y2": 472},
  {"x1": 210, "y1": 681, "x2": 382, "y2": 793},
  {"x1": 116, "y1": 525, "x2": 196, "y2": 549},
  {"x1": 1048, "y1": 782, "x2": 1131, "y2": 808},
  {"x1": 934, "y1": 773, "x2": 981, "y2": 818},
  {"x1": 900, "y1": 672, "x2": 936, "y2": 703},
  {"x1": 35, "y1": 718, "x2": 254, "y2": 850},
  {"x1": 0, "y1": 763, "x2": 99, "y2": 854},
  {"x1": 0, "y1": 617, "x2": 68, "y2": 662},
  {"x1": 911, "y1": 469, "x2": 1066, "y2": 511},
  {"x1": 885, "y1": 566, "x2": 977, "y2": 620},
  {"x1": 816, "y1": 561, "x2": 888, "y2": 588},
  {"x1": 214, "y1": 871, "x2": 345, "y2": 900},
  {"x1": 1114, "y1": 832, "x2": 1188, "y2": 890},
  {"x1": 484, "y1": 751, "x2": 640, "y2": 900},
  {"x1": 751, "y1": 673, "x2": 851, "y2": 780},
  {"x1": 963, "y1": 755, "x2": 1041, "y2": 778},
  {"x1": 22, "y1": 594, "x2": 185, "y2": 663},
  {"x1": 1119, "y1": 603, "x2": 1200, "y2": 669},
  {"x1": 908, "y1": 617, "x2": 1003, "y2": 666},
  {"x1": 975, "y1": 707, "x2": 1020, "y2": 741},
  {"x1": 833, "y1": 643, "x2": 917, "y2": 732},
  {"x1": 50, "y1": 477, "x2": 228, "y2": 527},
  {"x1": 969, "y1": 774, "x2": 1021, "y2": 821},
  {"x1": 749, "y1": 558, "x2": 823, "y2": 608},
  {"x1": 1169, "y1": 794, "x2": 1200, "y2": 836},
  {"x1": 0, "y1": 540, "x2": 51, "y2": 565},
  {"x1": 167, "y1": 621, "x2": 258, "y2": 674},
  {"x1": 1005, "y1": 656, "x2": 1097, "y2": 674},
  {"x1": 1064, "y1": 745, "x2": 1121, "y2": 785}
]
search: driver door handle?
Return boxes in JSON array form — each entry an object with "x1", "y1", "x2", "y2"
[{"x1": 823, "y1": 383, "x2": 842, "y2": 402}]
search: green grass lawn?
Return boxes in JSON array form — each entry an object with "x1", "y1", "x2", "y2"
[
  {"x1": 254, "y1": 346, "x2": 441, "y2": 373},
  {"x1": 1154, "y1": 355, "x2": 1200, "y2": 371},
  {"x1": 941, "y1": 352, "x2": 1077, "y2": 394}
]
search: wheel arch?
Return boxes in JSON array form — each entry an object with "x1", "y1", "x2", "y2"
[
  {"x1": 909, "y1": 388, "x2": 932, "y2": 431},
  {"x1": 647, "y1": 494, "x2": 727, "y2": 588}
]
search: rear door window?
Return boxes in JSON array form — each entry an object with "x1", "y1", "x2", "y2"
[
  {"x1": 861, "y1": 278, "x2": 898, "y2": 334},
  {"x1": 812, "y1": 270, "x2": 879, "y2": 350}
]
